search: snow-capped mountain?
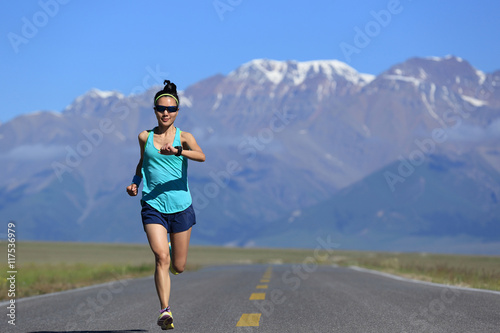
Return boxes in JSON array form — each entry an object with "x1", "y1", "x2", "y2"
[
  {"x1": 228, "y1": 58, "x2": 374, "y2": 86},
  {"x1": 1, "y1": 56, "x2": 499, "y2": 253},
  {"x1": 64, "y1": 88, "x2": 125, "y2": 115},
  {"x1": 375, "y1": 56, "x2": 494, "y2": 113}
]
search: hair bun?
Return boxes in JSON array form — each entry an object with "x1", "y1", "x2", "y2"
[
  {"x1": 163, "y1": 80, "x2": 177, "y2": 94},
  {"x1": 154, "y1": 79, "x2": 180, "y2": 106}
]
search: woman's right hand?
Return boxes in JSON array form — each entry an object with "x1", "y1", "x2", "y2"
[{"x1": 126, "y1": 183, "x2": 138, "y2": 196}]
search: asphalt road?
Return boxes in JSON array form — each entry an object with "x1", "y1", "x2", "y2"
[{"x1": 2, "y1": 265, "x2": 499, "y2": 332}]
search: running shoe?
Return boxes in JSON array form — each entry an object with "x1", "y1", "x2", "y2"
[
  {"x1": 169, "y1": 242, "x2": 179, "y2": 275},
  {"x1": 157, "y1": 306, "x2": 174, "y2": 330}
]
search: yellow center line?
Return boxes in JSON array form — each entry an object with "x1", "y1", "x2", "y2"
[
  {"x1": 236, "y1": 313, "x2": 261, "y2": 327},
  {"x1": 236, "y1": 266, "x2": 273, "y2": 327},
  {"x1": 249, "y1": 292, "x2": 266, "y2": 300}
]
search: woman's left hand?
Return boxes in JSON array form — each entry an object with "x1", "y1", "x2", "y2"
[{"x1": 159, "y1": 143, "x2": 177, "y2": 155}]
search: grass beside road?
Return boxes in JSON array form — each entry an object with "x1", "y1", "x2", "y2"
[
  {"x1": 1, "y1": 241, "x2": 499, "y2": 301},
  {"x1": 330, "y1": 251, "x2": 500, "y2": 291},
  {"x1": 1, "y1": 242, "x2": 155, "y2": 300}
]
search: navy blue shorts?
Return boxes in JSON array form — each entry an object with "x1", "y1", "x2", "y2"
[{"x1": 141, "y1": 201, "x2": 196, "y2": 233}]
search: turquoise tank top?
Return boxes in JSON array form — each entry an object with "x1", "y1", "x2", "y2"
[{"x1": 141, "y1": 127, "x2": 192, "y2": 213}]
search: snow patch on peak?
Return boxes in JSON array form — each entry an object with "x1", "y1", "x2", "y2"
[
  {"x1": 300, "y1": 60, "x2": 375, "y2": 85},
  {"x1": 65, "y1": 89, "x2": 125, "y2": 113},
  {"x1": 359, "y1": 73, "x2": 376, "y2": 84},
  {"x1": 445, "y1": 55, "x2": 463, "y2": 62},
  {"x1": 77, "y1": 88, "x2": 124, "y2": 103},
  {"x1": 382, "y1": 74, "x2": 422, "y2": 87},
  {"x1": 461, "y1": 95, "x2": 488, "y2": 107},
  {"x1": 425, "y1": 55, "x2": 464, "y2": 63},
  {"x1": 426, "y1": 56, "x2": 442, "y2": 62},
  {"x1": 418, "y1": 68, "x2": 428, "y2": 80},
  {"x1": 231, "y1": 59, "x2": 288, "y2": 84},
  {"x1": 229, "y1": 58, "x2": 374, "y2": 86},
  {"x1": 476, "y1": 70, "x2": 486, "y2": 85}
]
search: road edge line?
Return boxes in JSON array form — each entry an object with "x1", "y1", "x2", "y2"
[
  {"x1": 348, "y1": 266, "x2": 500, "y2": 296},
  {"x1": 0, "y1": 275, "x2": 152, "y2": 307}
]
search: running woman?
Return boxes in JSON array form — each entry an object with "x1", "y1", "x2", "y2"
[{"x1": 126, "y1": 80, "x2": 205, "y2": 330}]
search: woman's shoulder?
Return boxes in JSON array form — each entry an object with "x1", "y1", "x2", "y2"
[
  {"x1": 179, "y1": 129, "x2": 193, "y2": 138},
  {"x1": 139, "y1": 128, "x2": 155, "y2": 142},
  {"x1": 180, "y1": 130, "x2": 200, "y2": 147}
]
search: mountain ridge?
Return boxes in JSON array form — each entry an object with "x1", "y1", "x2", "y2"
[{"x1": 1, "y1": 55, "x2": 499, "y2": 254}]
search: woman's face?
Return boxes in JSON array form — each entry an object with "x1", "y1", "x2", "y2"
[{"x1": 154, "y1": 96, "x2": 178, "y2": 127}]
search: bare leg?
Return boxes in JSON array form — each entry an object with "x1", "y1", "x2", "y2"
[
  {"x1": 145, "y1": 224, "x2": 171, "y2": 309},
  {"x1": 170, "y1": 227, "x2": 192, "y2": 273}
]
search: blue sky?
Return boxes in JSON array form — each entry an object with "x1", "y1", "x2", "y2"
[{"x1": 1, "y1": 0, "x2": 500, "y2": 123}]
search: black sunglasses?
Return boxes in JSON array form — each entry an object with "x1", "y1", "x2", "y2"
[{"x1": 154, "y1": 105, "x2": 178, "y2": 113}]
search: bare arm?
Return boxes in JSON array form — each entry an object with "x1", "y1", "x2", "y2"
[
  {"x1": 181, "y1": 131, "x2": 206, "y2": 162},
  {"x1": 126, "y1": 131, "x2": 148, "y2": 196},
  {"x1": 159, "y1": 131, "x2": 206, "y2": 162}
]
